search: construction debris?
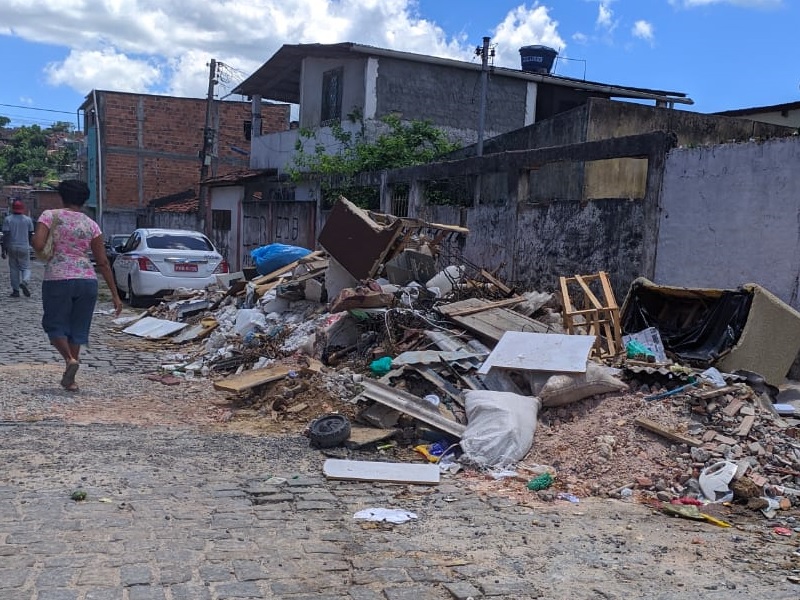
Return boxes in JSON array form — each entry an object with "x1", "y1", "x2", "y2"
[{"x1": 114, "y1": 197, "x2": 800, "y2": 529}]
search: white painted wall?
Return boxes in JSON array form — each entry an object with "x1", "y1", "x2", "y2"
[
  {"x1": 210, "y1": 186, "x2": 243, "y2": 270},
  {"x1": 655, "y1": 137, "x2": 800, "y2": 308}
]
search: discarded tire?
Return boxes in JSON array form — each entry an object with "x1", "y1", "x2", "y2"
[{"x1": 308, "y1": 414, "x2": 351, "y2": 448}]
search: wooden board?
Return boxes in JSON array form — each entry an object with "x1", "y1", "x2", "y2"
[
  {"x1": 213, "y1": 365, "x2": 291, "y2": 393},
  {"x1": 322, "y1": 459, "x2": 440, "y2": 485},
  {"x1": 633, "y1": 416, "x2": 702, "y2": 447},
  {"x1": 437, "y1": 298, "x2": 549, "y2": 344},
  {"x1": 345, "y1": 427, "x2": 397, "y2": 449}
]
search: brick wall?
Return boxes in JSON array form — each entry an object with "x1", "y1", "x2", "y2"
[{"x1": 97, "y1": 92, "x2": 289, "y2": 209}]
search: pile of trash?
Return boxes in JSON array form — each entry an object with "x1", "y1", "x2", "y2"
[{"x1": 114, "y1": 197, "x2": 800, "y2": 527}]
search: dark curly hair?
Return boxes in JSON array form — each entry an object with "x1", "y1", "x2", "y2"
[{"x1": 56, "y1": 179, "x2": 91, "y2": 207}]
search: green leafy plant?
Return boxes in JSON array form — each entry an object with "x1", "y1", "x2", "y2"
[
  {"x1": 0, "y1": 119, "x2": 79, "y2": 185},
  {"x1": 289, "y1": 114, "x2": 460, "y2": 209}
]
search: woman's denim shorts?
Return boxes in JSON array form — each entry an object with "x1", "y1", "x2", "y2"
[{"x1": 41, "y1": 279, "x2": 99, "y2": 345}]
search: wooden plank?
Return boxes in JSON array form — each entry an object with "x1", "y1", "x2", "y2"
[
  {"x1": 633, "y1": 416, "x2": 702, "y2": 447},
  {"x1": 440, "y1": 297, "x2": 524, "y2": 317},
  {"x1": 722, "y1": 397, "x2": 745, "y2": 417},
  {"x1": 323, "y1": 459, "x2": 440, "y2": 485},
  {"x1": 574, "y1": 274, "x2": 605, "y2": 310},
  {"x1": 344, "y1": 426, "x2": 397, "y2": 449},
  {"x1": 737, "y1": 415, "x2": 756, "y2": 437},
  {"x1": 694, "y1": 386, "x2": 739, "y2": 401},
  {"x1": 357, "y1": 380, "x2": 465, "y2": 438},
  {"x1": 480, "y1": 269, "x2": 513, "y2": 296},
  {"x1": 213, "y1": 365, "x2": 291, "y2": 393},
  {"x1": 437, "y1": 300, "x2": 550, "y2": 344}
]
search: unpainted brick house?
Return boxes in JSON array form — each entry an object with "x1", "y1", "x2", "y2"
[{"x1": 79, "y1": 90, "x2": 290, "y2": 237}]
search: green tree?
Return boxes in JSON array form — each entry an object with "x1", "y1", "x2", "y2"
[
  {"x1": 0, "y1": 116, "x2": 10, "y2": 128},
  {"x1": 0, "y1": 119, "x2": 79, "y2": 185},
  {"x1": 290, "y1": 114, "x2": 460, "y2": 209}
]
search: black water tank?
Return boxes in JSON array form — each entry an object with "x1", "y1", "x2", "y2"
[{"x1": 519, "y1": 45, "x2": 558, "y2": 74}]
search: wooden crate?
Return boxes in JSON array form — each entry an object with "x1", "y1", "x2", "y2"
[{"x1": 559, "y1": 271, "x2": 623, "y2": 358}]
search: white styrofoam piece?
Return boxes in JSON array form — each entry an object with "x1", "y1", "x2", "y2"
[
  {"x1": 323, "y1": 459, "x2": 440, "y2": 485},
  {"x1": 122, "y1": 316, "x2": 188, "y2": 339},
  {"x1": 477, "y1": 331, "x2": 595, "y2": 375}
]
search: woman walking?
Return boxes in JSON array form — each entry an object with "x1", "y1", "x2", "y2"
[{"x1": 31, "y1": 179, "x2": 123, "y2": 391}]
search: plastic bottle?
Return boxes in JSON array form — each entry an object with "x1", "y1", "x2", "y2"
[{"x1": 425, "y1": 266, "x2": 465, "y2": 297}]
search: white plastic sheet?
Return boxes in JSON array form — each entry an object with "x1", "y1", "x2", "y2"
[
  {"x1": 353, "y1": 508, "x2": 418, "y2": 524},
  {"x1": 460, "y1": 390, "x2": 540, "y2": 468}
]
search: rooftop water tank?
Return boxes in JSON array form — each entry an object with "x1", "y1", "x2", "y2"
[{"x1": 519, "y1": 45, "x2": 558, "y2": 74}]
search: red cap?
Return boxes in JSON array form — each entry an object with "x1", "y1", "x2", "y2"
[{"x1": 11, "y1": 200, "x2": 24, "y2": 214}]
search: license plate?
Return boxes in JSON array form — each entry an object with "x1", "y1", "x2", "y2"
[{"x1": 174, "y1": 263, "x2": 198, "y2": 272}]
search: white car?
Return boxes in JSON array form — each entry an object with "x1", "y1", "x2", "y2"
[{"x1": 112, "y1": 228, "x2": 229, "y2": 306}]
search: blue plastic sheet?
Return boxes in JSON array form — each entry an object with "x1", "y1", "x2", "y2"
[{"x1": 250, "y1": 243, "x2": 312, "y2": 276}]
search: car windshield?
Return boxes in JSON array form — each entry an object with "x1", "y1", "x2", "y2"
[
  {"x1": 111, "y1": 235, "x2": 129, "y2": 246},
  {"x1": 146, "y1": 233, "x2": 213, "y2": 251}
]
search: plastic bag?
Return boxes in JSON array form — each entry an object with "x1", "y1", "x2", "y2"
[
  {"x1": 460, "y1": 391, "x2": 540, "y2": 468},
  {"x1": 250, "y1": 243, "x2": 311, "y2": 276},
  {"x1": 539, "y1": 361, "x2": 628, "y2": 408},
  {"x1": 369, "y1": 356, "x2": 393, "y2": 375}
]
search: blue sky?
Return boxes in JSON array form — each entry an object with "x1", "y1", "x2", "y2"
[{"x1": 0, "y1": 0, "x2": 796, "y2": 130}]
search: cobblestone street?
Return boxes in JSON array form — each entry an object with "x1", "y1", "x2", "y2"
[{"x1": 1, "y1": 259, "x2": 800, "y2": 599}]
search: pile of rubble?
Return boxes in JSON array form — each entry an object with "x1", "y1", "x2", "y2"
[{"x1": 116, "y1": 197, "x2": 800, "y2": 527}]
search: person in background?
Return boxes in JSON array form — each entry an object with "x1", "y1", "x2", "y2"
[
  {"x1": 31, "y1": 180, "x2": 123, "y2": 392},
  {"x1": 2, "y1": 199, "x2": 34, "y2": 298}
]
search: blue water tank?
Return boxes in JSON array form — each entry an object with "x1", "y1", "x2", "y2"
[{"x1": 519, "y1": 45, "x2": 558, "y2": 74}]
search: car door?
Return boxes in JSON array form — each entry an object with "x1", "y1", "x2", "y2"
[{"x1": 112, "y1": 231, "x2": 141, "y2": 289}]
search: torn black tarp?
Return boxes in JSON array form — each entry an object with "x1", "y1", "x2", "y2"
[
  {"x1": 622, "y1": 281, "x2": 752, "y2": 365},
  {"x1": 620, "y1": 278, "x2": 800, "y2": 384}
]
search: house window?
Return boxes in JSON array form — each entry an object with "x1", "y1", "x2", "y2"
[
  {"x1": 243, "y1": 120, "x2": 262, "y2": 141},
  {"x1": 321, "y1": 68, "x2": 343, "y2": 125},
  {"x1": 212, "y1": 209, "x2": 232, "y2": 231}
]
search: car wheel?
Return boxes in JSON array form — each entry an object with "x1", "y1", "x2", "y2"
[
  {"x1": 308, "y1": 414, "x2": 351, "y2": 449},
  {"x1": 128, "y1": 276, "x2": 145, "y2": 308}
]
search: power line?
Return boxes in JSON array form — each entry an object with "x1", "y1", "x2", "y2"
[{"x1": 0, "y1": 102, "x2": 76, "y2": 115}]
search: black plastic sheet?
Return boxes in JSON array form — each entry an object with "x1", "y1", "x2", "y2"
[{"x1": 621, "y1": 281, "x2": 752, "y2": 366}]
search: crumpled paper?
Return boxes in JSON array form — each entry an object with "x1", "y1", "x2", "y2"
[{"x1": 353, "y1": 508, "x2": 418, "y2": 524}]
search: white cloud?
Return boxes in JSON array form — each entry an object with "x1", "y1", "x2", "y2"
[
  {"x1": 597, "y1": 2, "x2": 614, "y2": 28},
  {"x1": 669, "y1": 0, "x2": 781, "y2": 7},
  {"x1": 632, "y1": 20, "x2": 654, "y2": 43},
  {"x1": 3, "y1": 0, "x2": 512, "y2": 99},
  {"x1": 18, "y1": 97, "x2": 34, "y2": 105},
  {"x1": 572, "y1": 32, "x2": 589, "y2": 44},
  {"x1": 491, "y1": 4, "x2": 566, "y2": 67},
  {"x1": 44, "y1": 48, "x2": 163, "y2": 94}
]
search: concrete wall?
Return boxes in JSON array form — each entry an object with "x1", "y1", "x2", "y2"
[
  {"x1": 716, "y1": 108, "x2": 800, "y2": 129},
  {"x1": 299, "y1": 57, "x2": 367, "y2": 129},
  {"x1": 102, "y1": 210, "x2": 139, "y2": 237},
  {"x1": 583, "y1": 99, "x2": 796, "y2": 203},
  {"x1": 374, "y1": 57, "x2": 529, "y2": 140},
  {"x1": 655, "y1": 136, "x2": 800, "y2": 309}
]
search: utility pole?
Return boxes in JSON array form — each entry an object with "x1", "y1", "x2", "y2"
[
  {"x1": 474, "y1": 37, "x2": 491, "y2": 207},
  {"x1": 198, "y1": 58, "x2": 217, "y2": 236},
  {"x1": 476, "y1": 36, "x2": 491, "y2": 157}
]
